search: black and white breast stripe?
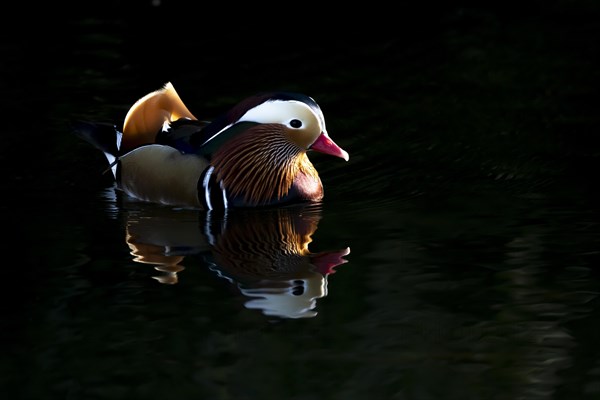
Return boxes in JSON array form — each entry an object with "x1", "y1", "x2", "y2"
[{"x1": 198, "y1": 166, "x2": 228, "y2": 211}]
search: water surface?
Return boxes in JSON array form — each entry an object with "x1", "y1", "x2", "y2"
[{"x1": 2, "y1": 2, "x2": 600, "y2": 399}]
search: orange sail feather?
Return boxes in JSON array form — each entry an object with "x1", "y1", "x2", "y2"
[{"x1": 121, "y1": 82, "x2": 196, "y2": 151}]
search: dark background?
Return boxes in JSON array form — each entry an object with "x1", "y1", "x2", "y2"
[{"x1": 3, "y1": 0, "x2": 599, "y2": 203}]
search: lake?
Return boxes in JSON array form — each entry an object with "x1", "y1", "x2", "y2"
[{"x1": 1, "y1": 2, "x2": 599, "y2": 399}]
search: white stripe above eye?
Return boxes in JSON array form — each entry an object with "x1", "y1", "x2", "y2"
[
  {"x1": 199, "y1": 100, "x2": 323, "y2": 147},
  {"x1": 239, "y1": 100, "x2": 318, "y2": 126}
]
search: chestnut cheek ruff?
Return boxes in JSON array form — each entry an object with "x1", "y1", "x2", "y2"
[{"x1": 209, "y1": 125, "x2": 305, "y2": 207}]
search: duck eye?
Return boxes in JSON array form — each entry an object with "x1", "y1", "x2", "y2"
[{"x1": 290, "y1": 119, "x2": 302, "y2": 128}]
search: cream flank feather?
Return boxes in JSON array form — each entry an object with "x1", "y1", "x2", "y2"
[{"x1": 119, "y1": 144, "x2": 208, "y2": 207}]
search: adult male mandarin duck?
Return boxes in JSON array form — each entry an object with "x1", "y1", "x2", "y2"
[{"x1": 74, "y1": 82, "x2": 349, "y2": 210}]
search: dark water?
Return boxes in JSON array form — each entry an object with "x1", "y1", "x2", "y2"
[{"x1": 2, "y1": 2, "x2": 600, "y2": 399}]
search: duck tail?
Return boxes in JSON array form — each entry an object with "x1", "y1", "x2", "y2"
[{"x1": 72, "y1": 120, "x2": 122, "y2": 176}]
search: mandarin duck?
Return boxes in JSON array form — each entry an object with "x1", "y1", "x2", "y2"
[{"x1": 74, "y1": 82, "x2": 349, "y2": 210}]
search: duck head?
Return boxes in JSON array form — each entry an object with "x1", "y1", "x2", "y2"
[{"x1": 232, "y1": 92, "x2": 348, "y2": 160}]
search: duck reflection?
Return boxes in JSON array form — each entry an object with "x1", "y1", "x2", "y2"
[{"x1": 122, "y1": 200, "x2": 350, "y2": 318}]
